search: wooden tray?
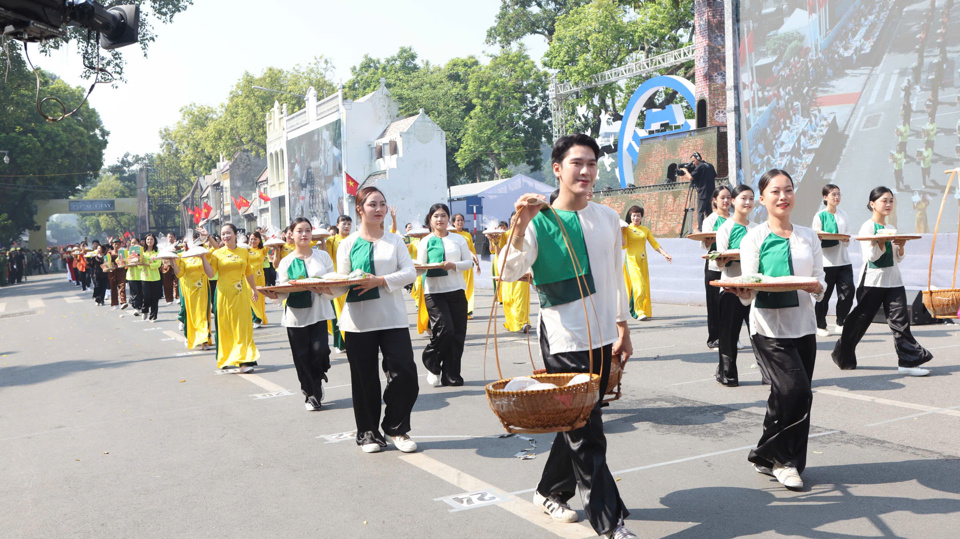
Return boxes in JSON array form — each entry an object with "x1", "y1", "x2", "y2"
[
  {"x1": 258, "y1": 284, "x2": 318, "y2": 293},
  {"x1": 415, "y1": 263, "x2": 447, "y2": 271},
  {"x1": 305, "y1": 277, "x2": 375, "y2": 287},
  {"x1": 818, "y1": 232, "x2": 850, "y2": 241},
  {"x1": 710, "y1": 277, "x2": 819, "y2": 293},
  {"x1": 687, "y1": 232, "x2": 716, "y2": 242},
  {"x1": 854, "y1": 234, "x2": 922, "y2": 242}
]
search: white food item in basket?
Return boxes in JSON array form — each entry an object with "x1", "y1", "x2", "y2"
[
  {"x1": 566, "y1": 374, "x2": 591, "y2": 386},
  {"x1": 155, "y1": 250, "x2": 179, "y2": 260},
  {"x1": 181, "y1": 246, "x2": 209, "y2": 258},
  {"x1": 524, "y1": 382, "x2": 559, "y2": 391},
  {"x1": 503, "y1": 376, "x2": 539, "y2": 392},
  {"x1": 264, "y1": 238, "x2": 286, "y2": 247},
  {"x1": 875, "y1": 228, "x2": 897, "y2": 236},
  {"x1": 321, "y1": 272, "x2": 349, "y2": 281}
]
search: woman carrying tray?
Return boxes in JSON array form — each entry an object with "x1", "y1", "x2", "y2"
[
  {"x1": 165, "y1": 245, "x2": 212, "y2": 351},
  {"x1": 246, "y1": 232, "x2": 269, "y2": 328},
  {"x1": 126, "y1": 237, "x2": 144, "y2": 317},
  {"x1": 200, "y1": 224, "x2": 260, "y2": 373},
  {"x1": 336, "y1": 187, "x2": 419, "y2": 454},
  {"x1": 730, "y1": 169, "x2": 825, "y2": 491},
  {"x1": 417, "y1": 203, "x2": 474, "y2": 387},
  {"x1": 714, "y1": 184, "x2": 757, "y2": 386},
  {"x1": 139, "y1": 233, "x2": 163, "y2": 322},
  {"x1": 501, "y1": 135, "x2": 636, "y2": 539},
  {"x1": 811, "y1": 183, "x2": 854, "y2": 336},
  {"x1": 451, "y1": 213, "x2": 481, "y2": 318},
  {"x1": 622, "y1": 205, "x2": 671, "y2": 320},
  {"x1": 831, "y1": 187, "x2": 933, "y2": 376},
  {"x1": 91, "y1": 244, "x2": 110, "y2": 306},
  {"x1": 261, "y1": 218, "x2": 340, "y2": 411},
  {"x1": 700, "y1": 185, "x2": 733, "y2": 349}
]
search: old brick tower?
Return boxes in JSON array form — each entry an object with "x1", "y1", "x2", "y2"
[{"x1": 694, "y1": 0, "x2": 727, "y2": 127}]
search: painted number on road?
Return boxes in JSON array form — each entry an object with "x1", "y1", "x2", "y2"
[
  {"x1": 251, "y1": 390, "x2": 293, "y2": 400},
  {"x1": 437, "y1": 489, "x2": 505, "y2": 512},
  {"x1": 316, "y1": 431, "x2": 357, "y2": 444}
]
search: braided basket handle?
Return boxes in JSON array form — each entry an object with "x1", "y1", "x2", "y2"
[
  {"x1": 483, "y1": 199, "x2": 604, "y2": 383},
  {"x1": 928, "y1": 170, "x2": 959, "y2": 292}
]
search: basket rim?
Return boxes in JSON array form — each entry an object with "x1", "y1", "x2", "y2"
[{"x1": 485, "y1": 373, "x2": 601, "y2": 396}]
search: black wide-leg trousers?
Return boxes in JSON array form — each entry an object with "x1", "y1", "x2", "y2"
[
  {"x1": 128, "y1": 280, "x2": 142, "y2": 311},
  {"x1": 536, "y1": 321, "x2": 626, "y2": 536},
  {"x1": 345, "y1": 328, "x2": 419, "y2": 447},
  {"x1": 287, "y1": 320, "x2": 331, "y2": 402},
  {"x1": 816, "y1": 264, "x2": 854, "y2": 329},
  {"x1": 748, "y1": 334, "x2": 816, "y2": 473},
  {"x1": 704, "y1": 266, "x2": 722, "y2": 344},
  {"x1": 141, "y1": 279, "x2": 162, "y2": 320},
  {"x1": 717, "y1": 291, "x2": 751, "y2": 385},
  {"x1": 832, "y1": 284, "x2": 933, "y2": 370},
  {"x1": 422, "y1": 289, "x2": 468, "y2": 386}
]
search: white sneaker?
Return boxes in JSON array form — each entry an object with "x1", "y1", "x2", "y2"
[
  {"x1": 178, "y1": 321, "x2": 184, "y2": 332},
  {"x1": 533, "y1": 491, "x2": 578, "y2": 523},
  {"x1": 737, "y1": 340, "x2": 747, "y2": 350},
  {"x1": 637, "y1": 314, "x2": 648, "y2": 321},
  {"x1": 816, "y1": 328, "x2": 830, "y2": 338},
  {"x1": 361, "y1": 442, "x2": 382, "y2": 453},
  {"x1": 239, "y1": 365, "x2": 254, "y2": 374},
  {"x1": 150, "y1": 319, "x2": 157, "y2": 323},
  {"x1": 834, "y1": 325, "x2": 844, "y2": 334},
  {"x1": 253, "y1": 322, "x2": 262, "y2": 329},
  {"x1": 753, "y1": 463, "x2": 775, "y2": 477},
  {"x1": 426, "y1": 372, "x2": 441, "y2": 387},
  {"x1": 605, "y1": 522, "x2": 638, "y2": 539},
  {"x1": 304, "y1": 396, "x2": 321, "y2": 411},
  {"x1": 773, "y1": 465, "x2": 804, "y2": 490},
  {"x1": 386, "y1": 434, "x2": 418, "y2": 453},
  {"x1": 898, "y1": 366, "x2": 930, "y2": 377}
]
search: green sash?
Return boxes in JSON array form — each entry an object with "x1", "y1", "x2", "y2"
[
  {"x1": 347, "y1": 238, "x2": 380, "y2": 302},
  {"x1": 725, "y1": 223, "x2": 748, "y2": 268},
  {"x1": 709, "y1": 216, "x2": 727, "y2": 252},
  {"x1": 868, "y1": 222, "x2": 894, "y2": 268},
  {"x1": 755, "y1": 233, "x2": 799, "y2": 309},
  {"x1": 286, "y1": 257, "x2": 312, "y2": 309},
  {"x1": 529, "y1": 209, "x2": 595, "y2": 308},
  {"x1": 818, "y1": 211, "x2": 840, "y2": 248},
  {"x1": 425, "y1": 235, "x2": 448, "y2": 277}
]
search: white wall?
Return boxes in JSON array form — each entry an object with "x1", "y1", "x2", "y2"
[{"x1": 377, "y1": 115, "x2": 448, "y2": 229}]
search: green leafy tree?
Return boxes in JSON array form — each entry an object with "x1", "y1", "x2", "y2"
[
  {"x1": 77, "y1": 175, "x2": 138, "y2": 240},
  {"x1": 0, "y1": 54, "x2": 107, "y2": 246},
  {"x1": 344, "y1": 47, "x2": 421, "y2": 100},
  {"x1": 485, "y1": 0, "x2": 592, "y2": 46},
  {"x1": 456, "y1": 48, "x2": 549, "y2": 180}
]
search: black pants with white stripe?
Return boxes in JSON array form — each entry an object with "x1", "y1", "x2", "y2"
[
  {"x1": 704, "y1": 266, "x2": 722, "y2": 344},
  {"x1": 536, "y1": 322, "x2": 626, "y2": 536},
  {"x1": 832, "y1": 284, "x2": 933, "y2": 369},
  {"x1": 286, "y1": 320, "x2": 330, "y2": 402},
  {"x1": 815, "y1": 264, "x2": 854, "y2": 330},
  {"x1": 748, "y1": 334, "x2": 816, "y2": 473}
]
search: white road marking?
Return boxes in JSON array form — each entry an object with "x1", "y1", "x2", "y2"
[
  {"x1": 868, "y1": 73, "x2": 886, "y2": 105},
  {"x1": 883, "y1": 73, "x2": 898, "y2": 103},
  {"x1": 237, "y1": 373, "x2": 286, "y2": 392},
  {"x1": 867, "y1": 404, "x2": 960, "y2": 427},
  {"x1": 0, "y1": 303, "x2": 5, "y2": 312},
  {"x1": 400, "y1": 452, "x2": 596, "y2": 538},
  {"x1": 815, "y1": 388, "x2": 960, "y2": 419},
  {"x1": 27, "y1": 299, "x2": 44, "y2": 309},
  {"x1": 64, "y1": 297, "x2": 82, "y2": 303}
]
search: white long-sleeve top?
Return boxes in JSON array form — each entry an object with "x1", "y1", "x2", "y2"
[
  {"x1": 274, "y1": 250, "x2": 338, "y2": 328},
  {"x1": 501, "y1": 202, "x2": 628, "y2": 354},
  {"x1": 336, "y1": 232, "x2": 417, "y2": 333},
  {"x1": 858, "y1": 220, "x2": 905, "y2": 288},
  {"x1": 716, "y1": 219, "x2": 757, "y2": 280},
  {"x1": 811, "y1": 208, "x2": 852, "y2": 267},
  {"x1": 416, "y1": 232, "x2": 474, "y2": 294},
  {"x1": 739, "y1": 223, "x2": 827, "y2": 339},
  {"x1": 701, "y1": 212, "x2": 728, "y2": 272}
]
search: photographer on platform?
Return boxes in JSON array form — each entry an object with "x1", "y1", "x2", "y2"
[{"x1": 682, "y1": 152, "x2": 717, "y2": 232}]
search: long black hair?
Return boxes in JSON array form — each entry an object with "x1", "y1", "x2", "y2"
[{"x1": 425, "y1": 203, "x2": 451, "y2": 230}]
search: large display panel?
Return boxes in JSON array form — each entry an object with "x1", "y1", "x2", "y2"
[
  {"x1": 738, "y1": 0, "x2": 959, "y2": 232},
  {"x1": 286, "y1": 118, "x2": 343, "y2": 227}
]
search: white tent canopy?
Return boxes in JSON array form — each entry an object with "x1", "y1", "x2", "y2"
[{"x1": 448, "y1": 174, "x2": 556, "y2": 227}]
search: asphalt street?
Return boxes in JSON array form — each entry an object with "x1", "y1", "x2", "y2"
[{"x1": 1, "y1": 273, "x2": 959, "y2": 538}]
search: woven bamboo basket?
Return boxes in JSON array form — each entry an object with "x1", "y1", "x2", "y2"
[
  {"x1": 922, "y1": 169, "x2": 960, "y2": 319},
  {"x1": 533, "y1": 361, "x2": 622, "y2": 403},
  {"x1": 484, "y1": 199, "x2": 606, "y2": 433}
]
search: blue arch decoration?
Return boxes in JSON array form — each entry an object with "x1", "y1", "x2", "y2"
[{"x1": 616, "y1": 75, "x2": 697, "y2": 188}]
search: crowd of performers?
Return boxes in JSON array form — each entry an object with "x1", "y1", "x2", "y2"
[{"x1": 43, "y1": 134, "x2": 945, "y2": 539}]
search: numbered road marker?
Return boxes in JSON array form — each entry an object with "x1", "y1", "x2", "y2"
[
  {"x1": 251, "y1": 390, "x2": 293, "y2": 400},
  {"x1": 436, "y1": 489, "x2": 506, "y2": 512},
  {"x1": 316, "y1": 431, "x2": 358, "y2": 444}
]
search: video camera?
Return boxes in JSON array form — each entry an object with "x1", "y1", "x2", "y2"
[{"x1": 0, "y1": 0, "x2": 139, "y2": 50}]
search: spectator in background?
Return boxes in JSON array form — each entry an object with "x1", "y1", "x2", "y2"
[{"x1": 689, "y1": 152, "x2": 718, "y2": 231}]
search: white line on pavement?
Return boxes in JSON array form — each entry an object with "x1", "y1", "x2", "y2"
[
  {"x1": 64, "y1": 297, "x2": 82, "y2": 303},
  {"x1": 868, "y1": 73, "x2": 886, "y2": 105},
  {"x1": 866, "y1": 404, "x2": 960, "y2": 427},
  {"x1": 27, "y1": 299, "x2": 44, "y2": 309},
  {"x1": 507, "y1": 431, "x2": 841, "y2": 497},
  {"x1": 400, "y1": 452, "x2": 596, "y2": 538},
  {"x1": 0, "y1": 303, "x2": 5, "y2": 312},
  {"x1": 815, "y1": 388, "x2": 960, "y2": 419},
  {"x1": 237, "y1": 373, "x2": 286, "y2": 393},
  {"x1": 883, "y1": 73, "x2": 898, "y2": 102}
]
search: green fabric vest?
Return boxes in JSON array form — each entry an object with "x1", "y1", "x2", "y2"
[
  {"x1": 425, "y1": 235, "x2": 448, "y2": 277},
  {"x1": 529, "y1": 209, "x2": 595, "y2": 308},
  {"x1": 347, "y1": 238, "x2": 380, "y2": 302},
  {"x1": 756, "y1": 233, "x2": 799, "y2": 309},
  {"x1": 725, "y1": 223, "x2": 748, "y2": 268},
  {"x1": 709, "y1": 216, "x2": 727, "y2": 252},
  {"x1": 818, "y1": 211, "x2": 840, "y2": 248},
  {"x1": 868, "y1": 222, "x2": 894, "y2": 269},
  {"x1": 286, "y1": 257, "x2": 312, "y2": 309}
]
